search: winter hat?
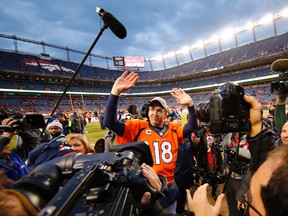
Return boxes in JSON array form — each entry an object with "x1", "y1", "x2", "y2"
[{"x1": 47, "y1": 120, "x2": 63, "y2": 130}]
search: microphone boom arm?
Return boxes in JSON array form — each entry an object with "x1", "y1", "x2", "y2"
[{"x1": 44, "y1": 24, "x2": 108, "y2": 131}]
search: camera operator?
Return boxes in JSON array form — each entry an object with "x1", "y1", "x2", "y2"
[
  {"x1": 103, "y1": 71, "x2": 198, "y2": 213},
  {"x1": 229, "y1": 95, "x2": 276, "y2": 211},
  {"x1": 271, "y1": 58, "x2": 288, "y2": 133},
  {"x1": 0, "y1": 117, "x2": 40, "y2": 181},
  {"x1": 270, "y1": 58, "x2": 288, "y2": 148}
]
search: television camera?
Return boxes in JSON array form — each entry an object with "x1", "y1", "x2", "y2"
[
  {"x1": 0, "y1": 109, "x2": 46, "y2": 133},
  {"x1": 270, "y1": 59, "x2": 288, "y2": 95},
  {"x1": 12, "y1": 142, "x2": 162, "y2": 216}
]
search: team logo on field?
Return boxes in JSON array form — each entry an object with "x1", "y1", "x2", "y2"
[{"x1": 146, "y1": 130, "x2": 152, "y2": 135}]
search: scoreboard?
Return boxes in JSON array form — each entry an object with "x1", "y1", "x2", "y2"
[{"x1": 113, "y1": 56, "x2": 144, "y2": 68}]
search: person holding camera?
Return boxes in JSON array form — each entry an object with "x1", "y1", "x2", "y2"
[
  {"x1": 221, "y1": 132, "x2": 250, "y2": 216},
  {"x1": 271, "y1": 59, "x2": 288, "y2": 133},
  {"x1": 0, "y1": 117, "x2": 40, "y2": 181},
  {"x1": 103, "y1": 71, "x2": 198, "y2": 213},
  {"x1": 270, "y1": 59, "x2": 288, "y2": 147}
]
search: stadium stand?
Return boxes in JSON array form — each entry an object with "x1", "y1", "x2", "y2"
[{"x1": 0, "y1": 32, "x2": 288, "y2": 114}]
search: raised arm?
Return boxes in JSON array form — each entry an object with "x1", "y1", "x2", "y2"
[
  {"x1": 111, "y1": 71, "x2": 139, "y2": 96},
  {"x1": 170, "y1": 88, "x2": 198, "y2": 136},
  {"x1": 103, "y1": 71, "x2": 139, "y2": 135}
]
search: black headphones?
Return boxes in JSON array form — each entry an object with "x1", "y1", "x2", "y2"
[{"x1": 140, "y1": 100, "x2": 150, "y2": 118}]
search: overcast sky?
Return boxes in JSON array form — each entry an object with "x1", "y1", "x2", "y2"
[{"x1": 0, "y1": 0, "x2": 288, "y2": 63}]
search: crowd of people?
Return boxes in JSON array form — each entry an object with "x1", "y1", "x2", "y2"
[{"x1": 0, "y1": 58, "x2": 288, "y2": 216}]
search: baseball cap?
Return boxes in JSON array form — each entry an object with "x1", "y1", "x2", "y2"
[
  {"x1": 47, "y1": 120, "x2": 63, "y2": 130},
  {"x1": 53, "y1": 112, "x2": 64, "y2": 117},
  {"x1": 149, "y1": 97, "x2": 168, "y2": 111}
]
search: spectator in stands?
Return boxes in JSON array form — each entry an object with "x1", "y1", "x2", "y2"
[
  {"x1": 0, "y1": 117, "x2": 39, "y2": 181},
  {"x1": 62, "y1": 133, "x2": 94, "y2": 154},
  {"x1": 103, "y1": 71, "x2": 198, "y2": 213}
]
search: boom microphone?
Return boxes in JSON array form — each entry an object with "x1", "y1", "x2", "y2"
[
  {"x1": 271, "y1": 59, "x2": 288, "y2": 72},
  {"x1": 96, "y1": 7, "x2": 127, "y2": 39}
]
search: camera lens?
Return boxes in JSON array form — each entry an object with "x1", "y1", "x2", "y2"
[{"x1": 196, "y1": 101, "x2": 210, "y2": 123}]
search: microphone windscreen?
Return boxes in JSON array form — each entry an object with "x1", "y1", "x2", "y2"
[
  {"x1": 103, "y1": 12, "x2": 127, "y2": 39},
  {"x1": 271, "y1": 59, "x2": 288, "y2": 72}
]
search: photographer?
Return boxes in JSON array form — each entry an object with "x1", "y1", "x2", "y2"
[
  {"x1": 221, "y1": 132, "x2": 250, "y2": 216},
  {"x1": 271, "y1": 58, "x2": 288, "y2": 133},
  {"x1": 190, "y1": 125, "x2": 224, "y2": 200},
  {"x1": 233, "y1": 95, "x2": 276, "y2": 210},
  {"x1": 0, "y1": 117, "x2": 40, "y2": 181}
]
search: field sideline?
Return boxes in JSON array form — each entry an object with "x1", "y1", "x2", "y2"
[{"x1": 8, "y1": 109, "x2": 268, "y2": 149}]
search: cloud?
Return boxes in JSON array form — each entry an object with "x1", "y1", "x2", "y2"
[{"x1": 0, "y1": 0, "x2": 287, "y2": 61}]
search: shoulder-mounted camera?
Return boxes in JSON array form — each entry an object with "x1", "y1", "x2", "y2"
[{"x1": 0, "y1": 109, "x2": 46, "y2": 132}]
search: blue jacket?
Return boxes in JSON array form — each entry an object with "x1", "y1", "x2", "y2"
[
  {"x1": 0, "y1": 150, "x2": 30, "y2": 181},
  {"x1": 28, "y1": 137, "x2": 76, "y2": 170}
]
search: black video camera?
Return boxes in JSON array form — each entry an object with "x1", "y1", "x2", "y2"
[
  {"x1": 196, "y1": 82, "x2": 251, "y2": 134},
  {"x1": 0, "y1": 109, "x2": 46, "y2": 132},
  {"x1": 271, "y1": 59, "x2": 288, "y2": 95},
  {"x1": 271, "y1": 72, "x2": 288, "y2": 95},
  {"x1": 12, "y1": 142, "x2": 158, "y2": 216}
]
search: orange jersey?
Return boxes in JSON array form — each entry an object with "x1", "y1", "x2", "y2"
[{"x1": 117, "y1": 119, "x2": 184, "y2": 185}]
